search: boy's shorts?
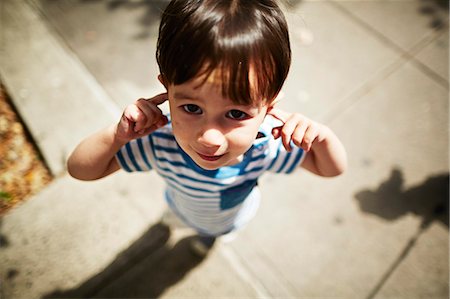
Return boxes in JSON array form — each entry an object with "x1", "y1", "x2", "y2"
[{"x1": 164, "y1": 186, "x2": 261, "y2": 237}]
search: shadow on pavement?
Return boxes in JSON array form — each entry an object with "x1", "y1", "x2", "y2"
[
  {"x1": 355, "y1": 169, "x2": 449, "y2": 229},
  {"x1": 418, "y1": 0, "x2": 449, "y2": 30},
  {"x1": 76, "y1": 0, "x2": 168, "y2": 39},
  {"x1": 75, "y1": 0, "x2": 306, "y2": 39},
  {"x1": 0, "y1": 219, "x2": 9, "y2": 248},
  {"x1": 103, "y1": 0, "x2": 169, "y2": 39},
  {"x1": 43, "y1": 222, "x2": 208, "y2": 298},
  {"x1": 355, "y1": 169, "x2": 449, "y2": 299}
]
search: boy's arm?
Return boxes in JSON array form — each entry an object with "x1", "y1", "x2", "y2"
[
  {"x1": 268, "y1": 108, "x2": 347, "y2": 177},
  {"x1": 67, "y1": 124, "x2": 123, "y2": 180},
  {"x1": 298, "y1": 126, "x2": 347, "y2": 177},
  {"x1": 67, "y1": 93, "x2": 168, "y2": 181}
]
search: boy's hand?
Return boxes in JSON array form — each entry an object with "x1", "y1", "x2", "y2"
[
  {"x1": 268, "y1": 107, "x2": 328, "y2": 152},
  {"x1": 115, "y1": 93, "x2": 169, "y2": 143}
]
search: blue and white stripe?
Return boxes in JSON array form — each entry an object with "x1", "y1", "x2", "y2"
[{"x1": 115, "y1": 115, "x2": 305, "y2": 236}]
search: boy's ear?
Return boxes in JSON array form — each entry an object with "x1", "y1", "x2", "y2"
[
  {"x1": 266, "y1": 102, "x2": 276, "y2": 116},
  {"x1": 266, "y1": 91, "x2": 284, "y2": 114},
  {"x1": 158, "y1": 74, "x2": 168, "y2": 89}
]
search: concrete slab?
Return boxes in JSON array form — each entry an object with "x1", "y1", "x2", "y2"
[
  {"x1": 32, "y1": 0, "x2": 168, "y2": 109},
  {"x1": 415, "y1": 28, "x2": 449, "y2": 81},
  {"x1": 30, "y1": 0, "x2": 406, "y2": 122},
  {"x1": 331, "y1": 60, "x2": 448, "y2": 182},
  {"x1": 30, "y1": 223, "x2": 262, "y2": 299},
  {"x1": 227, "y1": 59, "x2": 448, "y2": 297},
  {"x1": 330, "y1": 0, "x2": 448, "y2": 52},
  {"x1": 1, "y1": 0, "x2": 448, "y2": 298},
  {"x1": 0, "y1": 0, "x2": 121, "y2": 176},
  {"x1": 0, "y1": 172, "x2": 167, "y2": 299},
  {"x1": 280, "y1": 1, "x2": 400, "y2": 120},
  {"x1": 90, "y1": 238, "x2": 262, "y2": 298},
  {"x1": 322, "y1": 2, "x2": 449, "y2": 106},
  {"x1": 374, "y1": 221, "x2": 449, "y2": 298},
  {"x1": 0, "y1": 1, "x2": 265, "y2": 298}
]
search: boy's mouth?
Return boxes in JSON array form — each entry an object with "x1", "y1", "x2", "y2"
[{"x1": 196, "y1": 152, "x2": 225, "y2": 161}]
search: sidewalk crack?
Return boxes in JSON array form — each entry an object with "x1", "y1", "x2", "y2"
[{"x1": 365, "y1": 221, "x2": 430, "y2": 299}]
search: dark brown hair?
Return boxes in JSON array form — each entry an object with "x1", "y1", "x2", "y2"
[{"x1": 156, "y1": 0, "x2": 291, "y2": 106}]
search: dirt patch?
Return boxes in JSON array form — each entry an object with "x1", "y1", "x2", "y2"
[{"x1": 0, "y1": 84, "x2": 52, "y2": 215}]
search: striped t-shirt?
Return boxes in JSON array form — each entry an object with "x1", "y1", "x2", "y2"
[{"x1": 116, "y1": 115, "x2": 305, "y2": 236}]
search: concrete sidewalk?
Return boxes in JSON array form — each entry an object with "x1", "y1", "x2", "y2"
[{"x1": 1, "y1": 0, "x2": 448, "y2": 298}]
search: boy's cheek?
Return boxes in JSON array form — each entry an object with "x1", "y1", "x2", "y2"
[
  {"x1": 229, "y1": 126, "x2": 260, "y2": 145},
  {"x1": 166, "y1": 96, "x2": 177, "y2": 115}
]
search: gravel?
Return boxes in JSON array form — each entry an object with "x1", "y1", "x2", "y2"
[{"x1": 0, "y1": 84, "x2": 52, "y2": 215}]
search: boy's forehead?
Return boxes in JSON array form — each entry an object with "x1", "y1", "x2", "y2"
[
  {"x1": 172, "y1": 69, "x2": 227, "y2": 96},
  {"x1": 175, "y1": 66, "x2": 260, "y2": 94},
  {"x1": 173, "y1": 72, "x2": 221, "y2": 94},
  {"x1": 168, "y1": 61, "x2": 274, "y2": 107},
  {"x1": 171, "y1": 75, "x2": 267, "y2": 108}
]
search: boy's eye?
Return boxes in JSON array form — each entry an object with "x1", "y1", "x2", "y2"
[
  {"x1": 226, "y1": 109, "x2": 248, "y2": 120},
  {"x1": 182, "y1": 104, "x2": 202, "y2": 114}
]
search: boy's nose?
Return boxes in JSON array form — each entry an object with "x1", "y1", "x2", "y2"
[{"x1": 198, "y1": 128, "x2": 226, "y2": 148}]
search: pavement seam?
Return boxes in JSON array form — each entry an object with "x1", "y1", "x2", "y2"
[
  {"x1": 26, "y1": 0, "x2": 123, "y2": 120},
  {"x1": 328, "y1": 0, "x2": 449, "y2": 90},
  {"x1": 220, "y1": 245, "x2": 273, "y2": 298},
  {"x1": 3, "y1": 1, "x2": 447, "y2": 297},
  {"x1": 321, "y1": 53, "x2": 405, "y2": 123},
  {"x1": 322, "y1": 28, "x2": 447, "y2": 124},
  {"x1": 365, "y1": 221, "x2": 431, "y2": 299},
  {"x1": 2, "y1": 0, "x2": 158, "y2": 228},
  {"x1": 252, "y1": 246, "x2": 300, "y2": 296},
  {"x1": 1, "y1": 0, "x2": 123, "y2": 177},
  {"x1": 323, "y1": 3, "x2": 448, "y2": 296}
]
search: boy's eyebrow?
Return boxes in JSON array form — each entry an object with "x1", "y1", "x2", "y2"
[{"x1": 173, "y1": 92, "x2": 196, "y2": 100}]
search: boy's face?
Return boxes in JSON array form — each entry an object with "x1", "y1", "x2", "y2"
[{"x1": 165, "y1": 73, "x2": 272, "y2": 170}]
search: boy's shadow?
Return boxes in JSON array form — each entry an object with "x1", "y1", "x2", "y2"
[
  {"x1": 96, "y1": 0, "x2": 169, "y2": 39},
  {"x1": 355, "y1": 168, "x2": 449, "y2": 230},
  {"x1": 355, "y1": 169, "x2": 448, "y2": 298},
  {"x1": 43, "y1": 222, "x2": 208, "y2": 298}
]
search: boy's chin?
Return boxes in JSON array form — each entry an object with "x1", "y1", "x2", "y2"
[
  {"x1": 198, "y1": 164, "x2": 222, "y2": 171},
  {"x1": 193, "y1": 155, "x2": 243, "y2": 170},
  {"x1": 193, "y1": 159, "x2": 225, "y2": 170}
]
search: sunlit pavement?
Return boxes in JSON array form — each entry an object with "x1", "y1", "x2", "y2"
[{"x1": 1, "y1": 0, "x2": 448, "y2": 298}]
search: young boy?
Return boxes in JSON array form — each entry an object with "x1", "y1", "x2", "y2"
[{"x1": 68, "y1": 0, "x2": 347, "y2": 254}]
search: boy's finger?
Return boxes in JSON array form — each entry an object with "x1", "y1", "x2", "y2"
[
  {"x1": 118, "y1": 114, "x2": 132, "y2": 135},
  {"x1": 271, "y1": 127, "x2": 282, "y2": 139},
  {"x1": 148, "y1": 112, "x2": 167, "y2": 130},
  {"x1": 157, "y1": 115, "x2": 169, "y2": 127},
  {"x1": 301, "y1": 125, "x2": 319, "y2": 152},
  {"x1": 123, "y1": 104, "x2": 143, "y2": 123},
  {"x1": 280, "y1": 116, "x2": 300, "y2": 151},
  {"x1": 267, "y1": 107, "x2": 290, "y2": 123},
  {"x1": 136, "y1": 125, "x2": 157, "y2": 136},
  {"x1": 147, "y1": 93, "x2": 168, "y2": 105},
  {"x1": 137, "y1": 116, "x2": 167, "y2": 135},
  {"x1": 136, "y1": 98, "x2": 170, "y2": 131},
  {"x1": 135, "y1": 99, "x2": 159, "y2": 130},
  {"x1": 291, "y1": 122, "x2": 307, "y2": 148}
]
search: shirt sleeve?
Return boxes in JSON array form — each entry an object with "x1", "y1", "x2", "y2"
[
  {"x1": 265, "y1": 137, "x2": 306, "y2": 174},
  {"x1": 115, "y1": 135, "x2": 154, "y2": 172},
  {"x1": 258, "y1": 115, "x2": 306, "y2": 174}
]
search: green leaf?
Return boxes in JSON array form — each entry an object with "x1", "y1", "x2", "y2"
[{"x1": 0, "y1": 191, "x2": 12, "y2": 202}]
